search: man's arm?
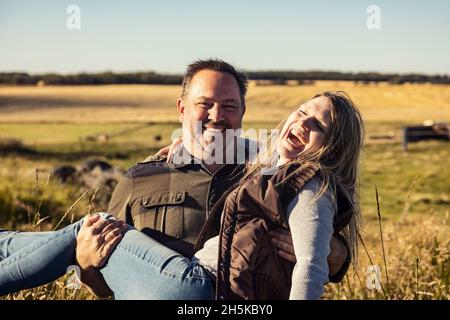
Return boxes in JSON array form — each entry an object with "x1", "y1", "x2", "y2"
[
  {"x1": 107, "y1": 170, "x2": 134, "y2": 223},
  {"x1": 78, "y1": 267, "x2": 113, "y2": 298}
]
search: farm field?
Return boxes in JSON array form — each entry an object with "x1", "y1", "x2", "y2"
[{"x1": 0, "y1": 82, "x2": 449, "y2": 299}]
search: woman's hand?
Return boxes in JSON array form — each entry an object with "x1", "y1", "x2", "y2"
[
  {"x1": 156, "y1": 137, "x2": 183, "y2": 163},
  {"x1": 76, "y1": 214, "x2": 127, "y2": 269}
]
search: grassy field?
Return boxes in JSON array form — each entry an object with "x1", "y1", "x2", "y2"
[
  {"x1": 1, "y1": 82, "x2": 450, "y2": 123},
  {"x1": 0, "y1": 82, "x2": 449, "y2": 299}
]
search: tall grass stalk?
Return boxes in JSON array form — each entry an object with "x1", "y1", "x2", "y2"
[{"x1": 375, "y1": 186, "x2": 390, "y2": 297}]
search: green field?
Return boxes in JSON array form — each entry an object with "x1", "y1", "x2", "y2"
[{"x1": 0, "y1": 83, "x2": 449, "y2": 299}]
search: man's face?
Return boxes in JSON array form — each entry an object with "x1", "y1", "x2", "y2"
[{"x1": 177, "y1": 69, "x2": 245, "y2": 161}]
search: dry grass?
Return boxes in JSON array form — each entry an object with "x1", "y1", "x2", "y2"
[
  {"x1": 1, "y1": 82, "x2": 449, "y2": 123},
  {"x1": 4, "y1": 200, "x2": 448, "y2": 300},
  {"x1": 0, "y1": 83, "x2": 449, "y2": 300},
  {"x1": 324, "y1": 213, "x2": 449, "y2": 300}
]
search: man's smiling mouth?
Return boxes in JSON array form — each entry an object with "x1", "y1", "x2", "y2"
[{"x1": 203, "y1": 127, "x2": 225, "y2": 133}]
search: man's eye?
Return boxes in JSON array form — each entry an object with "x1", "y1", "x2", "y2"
[
  {"x1": 299, "y1": 110, "x2": 307, "y2": 116},
  {"x1": 224, "y1": 105, "x2": 237, "y2": 110}
]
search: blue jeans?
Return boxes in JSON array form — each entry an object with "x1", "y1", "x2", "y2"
[{"x1": 0, "y1": 213, "x2": 214, "y2": 299}]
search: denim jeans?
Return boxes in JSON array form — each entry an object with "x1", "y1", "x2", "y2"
[{"x1": 0, "y1": 213, "x2": 214, "y2": 299}]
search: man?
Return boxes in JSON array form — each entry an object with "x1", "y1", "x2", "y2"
[{"x1": 76, "y1": 59, "x2": 350, "y2": 297}]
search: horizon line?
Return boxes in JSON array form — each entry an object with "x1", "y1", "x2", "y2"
[{"x1": 1, "y1": 69, "x2": 448, "y2": 77}]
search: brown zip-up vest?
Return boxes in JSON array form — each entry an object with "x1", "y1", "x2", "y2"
[{"x1": 194, "y1": 162, "x2": 352, "y2": 300}]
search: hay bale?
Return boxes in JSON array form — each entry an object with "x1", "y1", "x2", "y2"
[
  {"x1": 0, "y1": 138, "x2": 23, "y2": 152},
  {"x1": 51, "y1": 165, "x2": 79, "y2": 184}
]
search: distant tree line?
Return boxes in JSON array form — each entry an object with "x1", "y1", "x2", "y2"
[
  {"x1": 245, "y1": 71, "x2": 450, "y2": 84},
  {"x1": 0, "y1": 70, "x2": 449, "y2": 85},
  {"x1": 0, "y1": 72, "x2": 182, "y2": 85}
]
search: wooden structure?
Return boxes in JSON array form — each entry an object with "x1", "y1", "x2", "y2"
[{"x1": 402, "y1": 121, "x2": 450, "y2": 151}]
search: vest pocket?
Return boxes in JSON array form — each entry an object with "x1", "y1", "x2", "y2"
[{"x1": 139, "y1": 191, "x2": 186, "y2": 239}]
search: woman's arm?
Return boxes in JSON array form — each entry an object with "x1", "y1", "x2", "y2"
[{"x1": 286, "y1": 179, "x2": 335, "y2": 300}]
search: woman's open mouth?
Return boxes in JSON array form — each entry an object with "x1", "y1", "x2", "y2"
[{"x1": 286, "y1": 129, "x2": 306, "y2": 149}]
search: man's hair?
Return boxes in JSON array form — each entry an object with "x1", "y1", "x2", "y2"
[{"x1": 181, "y1": 59, "x2": 248, "y2": 105}]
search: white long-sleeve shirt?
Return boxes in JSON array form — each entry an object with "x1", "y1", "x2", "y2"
[{"x1": 194, "y1": 178, "x2": 335, "y2": 300}]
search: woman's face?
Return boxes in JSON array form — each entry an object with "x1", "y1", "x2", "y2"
[{"x1": 277, "y1": 96, "x2": 332, "y2": 163}]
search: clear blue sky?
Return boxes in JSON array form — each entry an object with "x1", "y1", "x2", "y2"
[{"x1": 1, "y1": 0, "x2": 449, "y2": 74}]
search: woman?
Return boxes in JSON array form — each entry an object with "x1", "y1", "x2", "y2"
[{"x1": 0, "y1": 91, "x2": 364, "y2": 299}]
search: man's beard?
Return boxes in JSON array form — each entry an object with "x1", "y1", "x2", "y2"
[
  {"x1": 199, "y1": 120, "x2": 228, "y2": 146},
  {"x1": 184, "y1": 120, "x2": 239, "y2": 164}
]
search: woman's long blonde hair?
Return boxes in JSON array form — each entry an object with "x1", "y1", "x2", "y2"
[{"x1": 243, "y1": 91, "x2": 365, "y2": 261}]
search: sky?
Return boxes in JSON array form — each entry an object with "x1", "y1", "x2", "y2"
[{"x1": 0, "y1": 0, "x2": 449, "y2": 74}]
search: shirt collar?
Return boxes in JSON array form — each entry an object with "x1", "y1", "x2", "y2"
[{"x1": 167, "y1": 142, "x2": 250, "y2": 172}]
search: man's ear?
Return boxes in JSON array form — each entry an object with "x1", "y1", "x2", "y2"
[
  {"x1": 238, "y1": 104, "x2": 246, "y2": 126},
  {"x1": 177, "y1": 98, "x2": 185, "y2": 124}
]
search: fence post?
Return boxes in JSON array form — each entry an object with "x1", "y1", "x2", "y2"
[{"x1": 402, "y1": 127, "x2": 409, "y2": 152}]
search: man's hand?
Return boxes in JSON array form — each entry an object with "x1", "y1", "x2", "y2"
[
  {"x1": 75, "y1": 214, "x2": 127, "y2": 298},
  {"x1": 270, "y1": 228, "x2": 349, "y2": 277},
  {"x1": 270, "y1": 228, "x2": 296, "y2": 263},
  {"x1": 76, "y1": 214, "x2": 127, "y2": 269},
  {"x1": 327, "y1": 235, "x2": 349, "y2": 277}
]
